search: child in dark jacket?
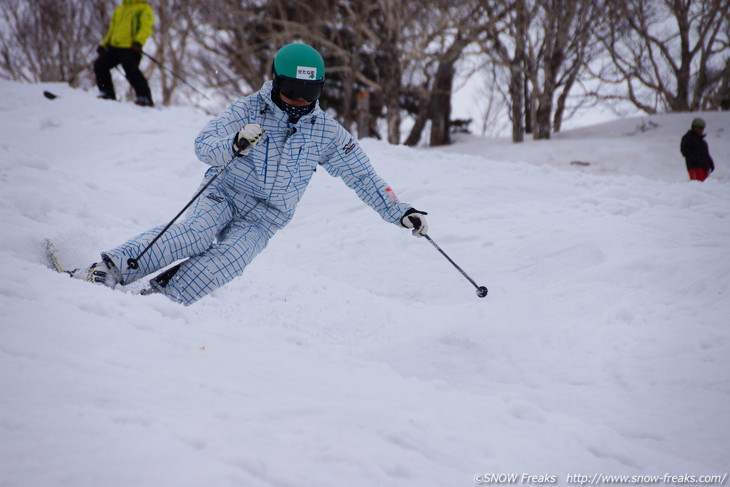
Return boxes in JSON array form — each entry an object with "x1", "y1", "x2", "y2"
[{"x1": 680, "y1": 118, "x2": 715, "y2": 181}]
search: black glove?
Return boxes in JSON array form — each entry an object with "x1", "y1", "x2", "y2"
[
  {"x1": 400, "y1": 208, "x2": 429, "y2": 237},
  {"x1": 132, "y1": 42, "x2": 142, "y2": 54},
  {"x1": 96, "y1": 45, "x2": 106, "y2": 55}
]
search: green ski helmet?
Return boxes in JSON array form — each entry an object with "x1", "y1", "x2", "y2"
[
  {"x1": 691, "y1": 118, "x2": 706, "y2": 129},
  {"x1": 273, "y1": 43, "x2": 325, "y2": 103}
]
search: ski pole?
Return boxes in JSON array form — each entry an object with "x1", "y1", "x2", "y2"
[
  {"x1": 126, "y1": 146, "x2": 244, "y2": 270},
  {"x1": 142, "y1": 51, "x2": 211, "y2": 100},
  {"x1": 424, "y1": 234, "x2": 488, "y2": 298}
]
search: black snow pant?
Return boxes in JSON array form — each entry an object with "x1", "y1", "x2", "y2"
[{"x1": 93, "y1": 47, "x2": 152, "y2": 101}]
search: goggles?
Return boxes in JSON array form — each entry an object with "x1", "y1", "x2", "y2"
[{"x1": 276, "y1": 75, "x2": 324, "y2": 103}]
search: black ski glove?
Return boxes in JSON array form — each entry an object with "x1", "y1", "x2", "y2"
[{"x1": 400, "y1": 208, "x2": 429, "y2": 237}]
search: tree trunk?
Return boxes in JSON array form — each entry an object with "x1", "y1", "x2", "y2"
[
  {"x1": 385, "y1": 89, "x2": 401, "y2": 144},
  {"x1": 429, "y1": 59, "x2": 456, "y2": 146},
  {"x1": 534, "y1": 92, "x2": 553, "y2": 140},
  {"x1": 672, "y1": 1, "x2": 692, "y2": 111},
  {"x1": 553, "y1": 72, "x2": 577, "y2": 133},
  {"x1": 340, "y1": 72, "x2": 354, "y2": 133},
  {"x1": 509, "y1": 66, "x2": 525, "y2": 143},
  {"x1": 719, "y1": 59, "x2": 730, "y2": 110},
  {"x1": 357, "y1": 90, "x2": 371, "y2": 139},
  {"x1": 404, "y1": 89, "x2": 430, "y2": 146},
  {"x1": 524, "y1": 84, "x2": 533, "y2": 135},
  {"x1": 510, "y1": 0, "x2": 527, "y2": 143}
]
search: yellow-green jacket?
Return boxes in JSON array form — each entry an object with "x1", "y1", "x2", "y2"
[{"x1": 101, "y1": 0, "x2": 154, "y2": 49}]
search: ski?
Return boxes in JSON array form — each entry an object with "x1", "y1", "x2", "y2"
[
  {"x1": 43, "y1": 238, "x2": 168, "y2": 297},
  {"x1": 44, "y1": 238, "x2": 65, "y2": 273}
]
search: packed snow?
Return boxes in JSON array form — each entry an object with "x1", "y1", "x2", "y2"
[{"x1": 1, "y1": 79, "x2": 728, "y2": 486}]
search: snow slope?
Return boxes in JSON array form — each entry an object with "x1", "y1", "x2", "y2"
[
  {"x1": 442, "y1": 111, "x2": 729, "y2": 182},
  {"x1": 1, "y1": 80, "x2": 729, "y2": 486}
]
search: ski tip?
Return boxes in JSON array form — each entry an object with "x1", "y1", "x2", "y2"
[
  {"x1": 43, "y1": 91, "x2": 58, "y2": 100},
  {"x1": 44, "y1": 238, "x2": 65, "y2": 273}
]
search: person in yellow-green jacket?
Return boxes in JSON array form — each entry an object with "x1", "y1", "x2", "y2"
[{"x1": 93, "y1": 0, "x2": 155, "y2": 107}]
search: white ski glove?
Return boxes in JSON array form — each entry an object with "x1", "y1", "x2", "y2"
[
  {"x1": 400, "y1": 208, "x2": 429, "y2": 237},
  {"x1": 233, "y1": 124, "x2": 265, "y2": 156}
]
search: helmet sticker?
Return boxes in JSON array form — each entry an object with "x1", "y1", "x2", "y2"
[{"x1": 296, "y1": 66, "x2": 317, "y2": 80}]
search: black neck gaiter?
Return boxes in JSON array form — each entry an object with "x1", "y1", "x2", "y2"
[{"x1": 271, "y1": 88, "x2": 315, "y2": 123}]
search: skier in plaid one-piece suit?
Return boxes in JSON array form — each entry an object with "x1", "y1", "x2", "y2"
[{"x1": 73, "y1": 43, "x2": 429, "y2": 305}]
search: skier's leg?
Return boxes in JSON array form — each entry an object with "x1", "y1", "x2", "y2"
[
  {"x1": 93, "y1": 48, "x2": 119, "y2": 99},
  {"x1": 102, "y1": 188, "x2": 235, "y2": 285},
  {"x1": 119, "y1": 48, "x2": 153, "y2": 105},
  {"x1": 688, "y1": 168, "x2": 708, "y2": 181},
  {"x1": 156, "y1": 220, "x2": 271, "y2": 305}
]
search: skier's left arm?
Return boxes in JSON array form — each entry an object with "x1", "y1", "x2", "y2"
[
  {"x1": 133, "y1": 4, "x2": 155, "y2": 47},
  {"x1": 320, "y1": 129, "x2": 429, "y2": 236}
]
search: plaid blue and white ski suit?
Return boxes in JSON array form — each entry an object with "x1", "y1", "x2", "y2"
[{"x1": 103, "y1": 81, "x2": 412, "y2": 305}]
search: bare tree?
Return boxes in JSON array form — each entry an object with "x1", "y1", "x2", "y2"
[
  {"x1": 374, "y1": 0, "x2": 407, "y2": 144},
  {"x1": 144, "y1": 0, "x2": 203, "y2": 106},
  {"x1": 713, "y1": 57, "x2": 730, "y2": 109},
  {"x1": 547, "y1": 1, "x2": 604, "y2": 136},
  {"x1": 482, "y1": 0, "x2": 533, "y2": 142},
  {"x1": 18, "y1": 0, "x2": 725, "y2": 148},
  {"x1": 322, "y1": 0, "x2": 426, "y2": 144},
  {"x1": 481, "y1": 0, "x2": 606, "y2": 141},
  {"x1": 524, "y1": 0, "x2": 606, "y2": 139},
  {"x1": 403, "y1": 0, "x2": 505, "y2": 146},
  {"x1": 476, "y1": 64, "x2": 511, "y2": 136},
  {"x1": 319, "y1": 0, "x2": 413, "y2": 141},
  {"x1": 190, "y1": 0, "x2": 431, "y2": 143},
  {"x1": 596, "y1": 0, "x2": 730, "y2": 113},
  {"x1": 0, "y1": 0, "x2": 108, "y2": 86},
  {"x1": 188, "y1": 0, "x2": 382, "y2": 121},
  {"x1": 189, "y1": 1, "x2": 282, "y2": 96}
]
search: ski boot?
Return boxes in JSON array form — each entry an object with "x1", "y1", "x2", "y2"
[
  {"x1": 69, "y1": 256, "x2": 121, "y2": 288},
  {"x1": 134, "y1": 96, "x2": 154, "y2": 107},
  {"x1": 140, "y1": 263, "x2": 181, "y2": 295}
]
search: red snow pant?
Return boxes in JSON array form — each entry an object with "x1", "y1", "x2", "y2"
[{"x1": 688, "y1": 168, "x2": 708, "y2": 181}]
